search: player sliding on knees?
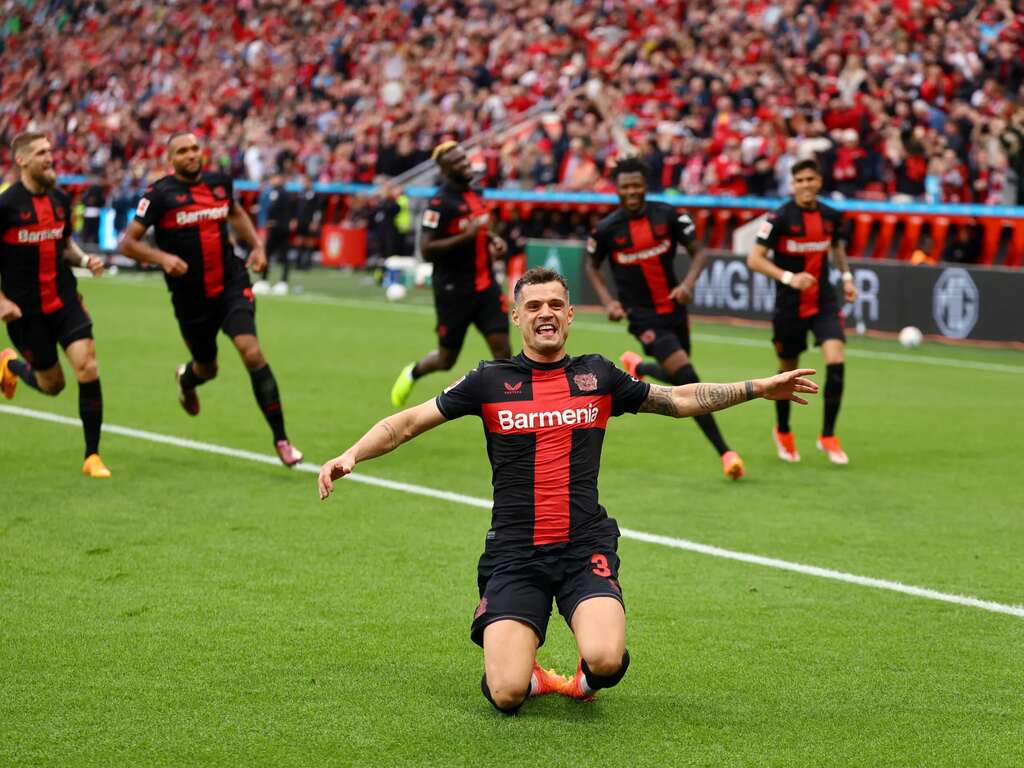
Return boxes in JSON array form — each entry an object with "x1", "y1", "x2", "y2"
[
  {"x1": 586, "y1": 156, "x2": 745, "y2": 480},
  {"x1": 746, "y1": 158, "x2": 857, "y2": 465},
  {"x1": 0, "y1": 132, "x2": 111, "y2": 478},
  {"x1": 120, "y1": 131, "x2": 303, "y2": 467},
  {"x1": 319, "y1": 267, "x2": 818, "y2": 715}
]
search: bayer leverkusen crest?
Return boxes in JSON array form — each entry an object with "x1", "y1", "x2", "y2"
[{"x1": 574, "y1": 373, "x2": 598, "y2": 392}]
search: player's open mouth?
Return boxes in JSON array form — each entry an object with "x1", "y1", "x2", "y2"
[{"x1": 535, "y1": 323, "x2": 557, "y2": 338}]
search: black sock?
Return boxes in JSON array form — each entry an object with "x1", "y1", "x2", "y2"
[
  {"x1": 823, "y1": 363, "x2": 844, "y2": 437},
  {"x1": 775, "y1": 370, "x2": 791, "y2": 432},
  {"x1": 8, "y1": 358, "x2": 42, "y2": 392},
  {"x1": 179, "y1": 361, "x2": 210, "y2": 390},
  {"x1": 78, "y1": 379, "x2": 103, "y2": 457},
  {"x1": 249, "y1": 364, "x2": 287, "y2": 442},
  {"x1": 480, "y1": 674, "x2": 523, "y2": 715},
  {"x1": 672, "y1": 364, "x2": 729, "y2": 455},
  {"x1": 637, "y1": 361, "x2": 670, "y2": 382},
  {"x1": 581, "y1": 650, "x2": 631, "y2": 691}
]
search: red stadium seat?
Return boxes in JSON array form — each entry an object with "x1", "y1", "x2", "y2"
[
  {"x1": 848, "y1": 213, "x2": 873, "y2": 258},
  {"x1": 873, "y1": 214, "x2": 899, "y2": 259}
]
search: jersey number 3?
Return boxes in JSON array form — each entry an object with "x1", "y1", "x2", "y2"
[{"x1": 591, "y1": 554, "x2": 612, "y2": 578}]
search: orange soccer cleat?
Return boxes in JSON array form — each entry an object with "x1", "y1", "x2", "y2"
[
  {"x1": 0, "y1": 348, "x2": 17, "y2": 400},
  {"x1": 816, "y1": 435, "x2": 849, "y2": 465},
  {"x1": 619, "y1": 351, "x2": 644, "y2": 380},
  {"x1": 529, "y1": 661, "x2": 568, "y2": 697},
  {"x1": 82, "y1": 453, "x2": 112, "y2": 479},
  {"x1": 721, "y1": 450, "x2": 745, "y2": 480},
  {"x1": 559, "y1": 659, "x2": 596, "y2": 701},
  {"x1": 772, "y1": 427, "x2": 800, "y2": 463}
]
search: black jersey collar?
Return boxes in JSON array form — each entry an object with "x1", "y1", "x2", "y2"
[{"x1": 516, "y1": 351, "x2": 570, "y2": 370}]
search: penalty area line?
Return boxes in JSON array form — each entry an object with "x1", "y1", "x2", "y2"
[{"x1": 3, "y1": 403, "x2": 1022, "y2": 620}]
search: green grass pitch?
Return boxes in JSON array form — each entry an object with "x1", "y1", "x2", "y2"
[{"x1": 2, "y1": 270, "x2": 1022, "y2": 767}]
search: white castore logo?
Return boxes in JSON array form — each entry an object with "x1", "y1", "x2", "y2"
[{"x1": 932, "y1": 267, "x2": 978, "y2": 339}]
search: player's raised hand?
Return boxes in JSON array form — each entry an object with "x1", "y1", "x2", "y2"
[
  {"x1": 0, "y1": 296, "x2": 22, "y2": 323},
  {"x1": 605, "y1": 300, "x2": 625, "y2": 321},
  {"x1": 760, "y1": 368, "x2": 818, "y2": 404},
  {"x1": 318, "y1": 452, "x2": 356, "y2": 500},
  {"x1": 790, "y1": 272, "x2": 817, "y2": 290},
  {"x1": 246, "y1": 243, "x2": 267, "y2": 272},
  {"x1": 87, "y1": 255, "x2": 105, "y2": 276},
  {"x1": 160, "y1": 253, "x2": 189, "y2": 277}
]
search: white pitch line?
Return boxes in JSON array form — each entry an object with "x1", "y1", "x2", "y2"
[
  {"x1": 286, "y1": 292, "x2": 1024, "y2": 375},
  {"x1": 4, "y1": 403, "x2": 1022, "y2": 620}
]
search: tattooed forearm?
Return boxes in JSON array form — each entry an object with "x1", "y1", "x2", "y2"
[
  {"x1": 693, "y1": 383, "x2": 746, "y2": 412},
  {"x1": 378, "y1": 419, "x2": 400, "y2": 451},
  {"x1": 639, "y1": 385, "x2": 680, "y2": 416}
]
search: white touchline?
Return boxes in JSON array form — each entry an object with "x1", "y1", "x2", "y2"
[{"x1": 4, "y1": 403, "x2": 1023, "y2": 620}]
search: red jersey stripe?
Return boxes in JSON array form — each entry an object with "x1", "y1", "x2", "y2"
[
  {"x1": 627, "y1": 217, "x2": 674, "y2": 314},
  {"x1": 531, "y1": 369, "x2": 572, "y2": 545},
  {"x1": 799, "y1": 210, "x2": 824, "y2": 319},
  {"x1": 30, "y1": 195, "x2": 63, "y2": 314},
  {"x1": 464, "y1": 191, "x2": 492, "y2": 292},
  {"x1": 190, "y1": 184, "x2": 226, "y2": 298}
]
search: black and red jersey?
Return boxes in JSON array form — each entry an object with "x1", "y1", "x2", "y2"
[
  {"x1": 436, "y1": 352, "x2": 650, "y2": 550},
  {"x1": 420, "y1": 181, "x2": 494, "y2": 296},
  {"x1": 133, "y1": 171, "x2": 246, "y2": 299},
  {"x1": 587, "y1": 202, "x2": 697, "y2": 314},
  {"x1": 755, "y1": 199, "x2": 847, "y2": 319},
  {"x1": 0, "y1": 182, "x2": 75, "y2": 316}
]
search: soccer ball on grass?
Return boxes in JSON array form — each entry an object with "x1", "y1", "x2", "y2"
[{"x1": 898, "y1": 326, "x2": 923, "y2": 348}]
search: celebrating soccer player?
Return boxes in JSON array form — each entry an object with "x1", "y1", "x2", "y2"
[
  {"x1": 585, "y1": 156, "x2": 745, "y2": 480},
  {"x1": 319, "y1": 267, "x2": 817, "y2": 714},
  {"x1": 389, "y1": 141, "x2": 510, "y2": 409},
  {"x1": 120, "y1": 132, "x2": 303, "y2": 467},
  {"x1": 0, "y1": 132, "x2": 111, "y2": 478},
  {"x1": 746, "y1": 158, "x2": 858, "y2": 465}
]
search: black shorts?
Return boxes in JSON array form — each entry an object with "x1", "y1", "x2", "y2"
[
  {"x1": 6, "y1": 294, "x2": 93, "y2": 371},
  {"x1": 470, "y1": 532, "x2": 624, "y2": 648},
  {"x1": 266, "y1": 229, "x2": 291, "y2": 261},
  {"x1": 627, "y1": 306, "x2": 690, "y2": 361},
  {"x1": 435, "y1": 283, "x2": 508, "y2": 351},
  {"x1": 172, "y1": 280, "x2": 257, "y2": 364},
  {"x1": 772, "y1": 309, "x2": 846, "y2": 359}
]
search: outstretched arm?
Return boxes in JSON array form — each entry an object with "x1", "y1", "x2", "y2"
[
  {"x1": 638, "y1": 369, "x2": 818, "y2": 418},
  {"x1": 318, "y1": 399, "x2": 448, "y2": 500}
]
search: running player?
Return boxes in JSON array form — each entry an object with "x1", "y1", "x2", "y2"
[
  {"x1": 746, "y1": 158, "x2": 857, "y2": 465},
  {"x1": 319, "y1": 267, "x2": 817, "y2": 714},
  {"x1": 585, "y1": 156, "x2": 744, "y2": 480},
  {"x1": 0, "y1": 132, "x2": 111, "y2": 478},
  {"x1": 389, "y1": 142, "x2": 510, "y2": 408},
  {"x1": 120, "y1": 132, "x2": 303, "y2": 466}
]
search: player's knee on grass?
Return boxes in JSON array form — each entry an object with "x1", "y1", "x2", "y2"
[
  {"x1": 481, "y1": 672, "x2": 529, "y2": 714},
  {"x1": 582, "y1": 649, "x2": 631, "y2": 690}
]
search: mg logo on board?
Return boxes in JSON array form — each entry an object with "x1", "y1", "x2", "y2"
[{"x1": 932, "y1": 268, "x2": 979, "y2": 339}]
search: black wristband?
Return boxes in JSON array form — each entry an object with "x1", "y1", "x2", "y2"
[{"x1": 744, "y1": 380, "x2": 754, "y2": 401}]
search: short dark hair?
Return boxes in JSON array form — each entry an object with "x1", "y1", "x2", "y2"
[
  {"x1": 611, "y1": 155, "x2": 649, "y2": 180},
  {"x1": 11, "y1": 132, "x2": 47, "y2": 157},
  {"x1": 791, "y1": 158, "x2": 821, "y2": 177},
  {"x1": 166, "y1": 131, "x2": 197, "y2": 148},
  {"x1": 513, "y1": 267, "x2": 569, "y2": 303}
]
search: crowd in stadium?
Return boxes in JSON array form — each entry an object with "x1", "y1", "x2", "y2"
[{"x1": 3, "y1": 0, "x2": 1023, "y2": 206}]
